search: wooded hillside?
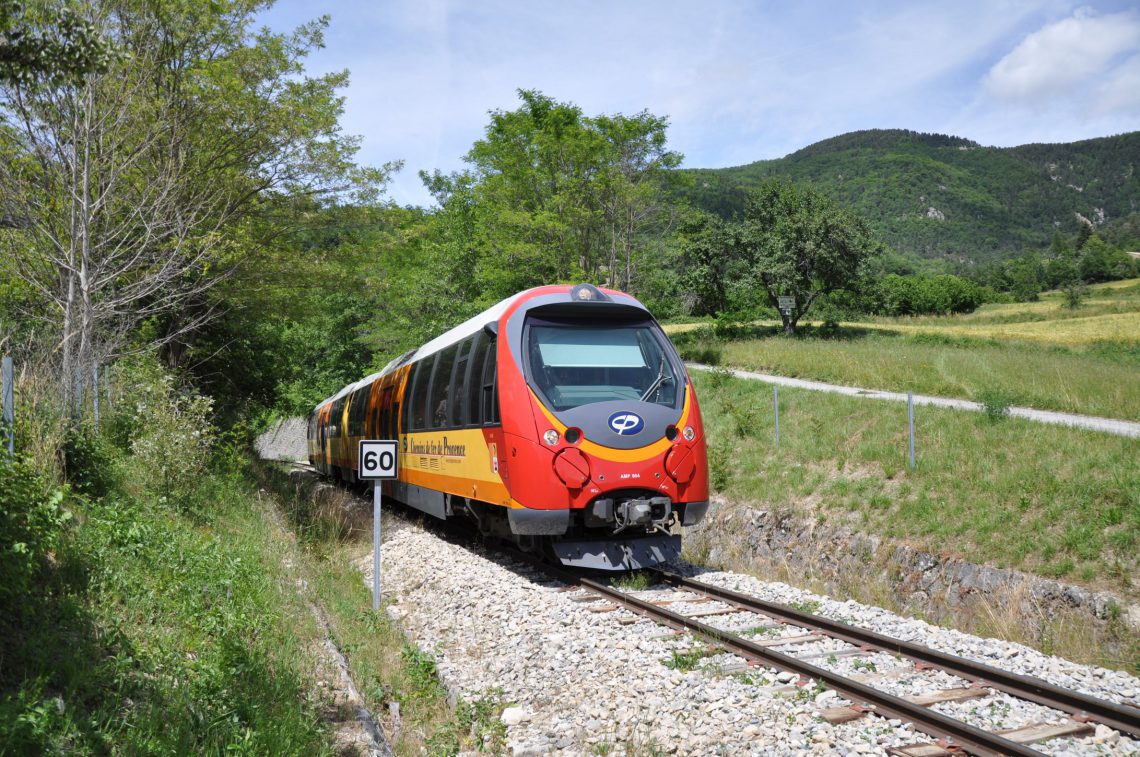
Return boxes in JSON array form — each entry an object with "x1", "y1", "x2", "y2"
[{"x1": 679, "y1": 129, "x2": 1140, "y2": 263}]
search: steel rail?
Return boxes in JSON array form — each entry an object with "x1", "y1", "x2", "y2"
[
  {"x1": 650, "y1": 570, "x2": 1140, "y2": 741},
  {"x1": 575, "y1": 575, "x2": 1040, "y2": 757},
  {"x1": 499, "y1": 550, "x2": 1037, "y2": 756}
]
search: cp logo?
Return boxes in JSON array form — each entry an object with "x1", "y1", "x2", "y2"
[{"x1": 608, "y1": 411, "x2": 645, "y2": 435}]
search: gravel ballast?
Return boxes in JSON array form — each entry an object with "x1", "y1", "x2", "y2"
[{"x1": 365, "y1": 522, "x2": 1139, "y2": 756}]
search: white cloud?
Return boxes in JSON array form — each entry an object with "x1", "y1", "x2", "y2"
[{"x1": 984, "y1": 9, "x2": 1140, "y2": 105}]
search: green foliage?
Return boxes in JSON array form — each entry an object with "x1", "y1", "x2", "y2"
[
  {"x1": 1063, "y1": 279, "x2": 1089, "y2": 310},
  {"x1": 427, "y1": 691, "x2": 509, "y2": 755},
  {"x1": 707, "y1": 439, "x2": 731, "y2": 491},
  {"x1": 0, "y1": 454, "x2": 70, "y2": 623},
  {"x1": 0, "y1": 0, "x2": 114, "y2": 85},
  {"x1": 679, "y1": 128, "x2": 1140, "y2": 265},
  {"x1": 422, "y1": 89, "x2": 684, "y2": 308},
  {"x1": 61, "y1": 424, "x2": 118, "y2": 500},
  {"x1": 976, "y1": 388, "x2": 1014, "y2": 423},
  {"x1": 613, "y1": 570, "x2": 653, "y2": 590},
  {"x1": 663, "y1": 647, "x2": 709, "y2": 671},
  {"x1": 682, "y1": 178, "x2": 882, "y2": 332},
  {"x1": 110, "y1": 356, "x2": 216, "y2": 508},
  {"x1": 875, "y1": 273, "x2": 984, "y2": 315}
]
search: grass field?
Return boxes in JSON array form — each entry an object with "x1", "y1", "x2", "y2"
[
  {"x1": 667, "y1": 279, "x2": 1140, "y2": 420},
  {"x1": 692, "y1": 370, "x2": 1140, "y2": 601}
]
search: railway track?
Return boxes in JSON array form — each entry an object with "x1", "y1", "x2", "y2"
[
  {"x1": 508, "y1": 550, "x2": 1140, "y2": 756},
  {"x1": 283, "y1": 465, "x2": 1138, "y2": 754}
]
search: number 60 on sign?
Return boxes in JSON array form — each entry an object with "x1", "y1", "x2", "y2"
[{"x1": 358, "y1": 440, "x2": 398, "y2": 480}]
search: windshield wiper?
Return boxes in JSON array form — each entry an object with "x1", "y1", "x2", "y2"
[{"x1": 640, "y1": 356, "x2": 673, "y2": 401}]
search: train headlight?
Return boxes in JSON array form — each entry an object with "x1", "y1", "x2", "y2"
[
  {"x1": 682, "y1": 425, "x2": 696, "y2": 441},
  {"x1": 543, "y1": 429, "x2": 560, "y2": 446}
]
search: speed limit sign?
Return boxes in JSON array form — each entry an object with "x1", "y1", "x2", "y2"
[
  {"x1": 358, "y1": 439, "x2": 398, "y2": 480},
  {"x1": 360, "y1": 439, "x2": 398, "y2": 612}
]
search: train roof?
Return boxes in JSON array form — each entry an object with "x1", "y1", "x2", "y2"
[
  {"x1": 312, "y1": 288, "x2": 529, "y2": 412},
  {"x1": 311, "y1": 284, "x2": 651, "y2": 413}
]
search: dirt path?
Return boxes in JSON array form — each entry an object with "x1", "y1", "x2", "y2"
[{"x1": 688, "y1": 364, "x2": 1140, "y2": 438}]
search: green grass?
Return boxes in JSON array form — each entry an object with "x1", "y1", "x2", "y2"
[
  {"x1": 612, "y1": 570, "x2": 654, "y2": 591},
  {"x1": 253, "y1": 459, "x2": 500, "y2": 756},
  {"x1": 693, "y1": 371, "x2": 1140, "y2": 598},
  {"x1": 1, "y1": 458, "x2": 333, "y2": 755},
  {"x1": 667, "y1": 279, "x2": 1140, "y2": 421},
  {"x1": 662, "y1": 647, "x2": 712, "y2": 672},
  {"x1": 675, "y1": 328, "x2": 1140, "y2": 421}
]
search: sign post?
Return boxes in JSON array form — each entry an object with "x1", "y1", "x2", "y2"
[{"x1": 358, "y1": 439, "x2": 398, "y2": 610}]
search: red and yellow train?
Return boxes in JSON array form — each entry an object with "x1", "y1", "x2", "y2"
[{"x1": 307, "y1": 283, "x2": 709, "y2": 569}]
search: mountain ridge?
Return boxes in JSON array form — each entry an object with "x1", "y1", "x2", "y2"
[{"x1": 680, "y1": 129, "x2": 1140, "y2": 263}]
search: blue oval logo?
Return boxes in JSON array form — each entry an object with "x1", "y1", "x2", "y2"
[{"x1": 608, "y1": 411, "x2": 644, "y2": 435}]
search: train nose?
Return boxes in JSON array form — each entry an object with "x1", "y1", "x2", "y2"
[{"x1": 553, "y1": 447, "x2": 590, "y2": 489}]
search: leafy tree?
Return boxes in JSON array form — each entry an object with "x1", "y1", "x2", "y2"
[
  {"x1": 423, "y1": 89, "x2": 682, "y2": 306},
  {"x1": 0, "y1": 0, "x2": 111, "y2": 85},
  {"x1": 733, "y1": 179, "x2": 881, "y2": 333},
  {"x1": 1078, "y1": 235, "x2": 1135, "y2": 283},
  {"x1": 0, "y1": 2, "x2": 386, "y2": 412},
  {"x1": 1006, "y1": 254, "x2": 1044, "y2": 301}
]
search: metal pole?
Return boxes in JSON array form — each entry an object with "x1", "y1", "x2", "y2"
[
  {"x1": 908, "y1": 391, "x2": 916, "y2": 469},
  {"x1": 773, "y1": 385, "x2": 780, "y2": 449},
  {"x1": 93, "y1": 365, "x2": 100, "y2": 427},
  {"x1": 372, "y1": 480, "x2": 382, "y2": 610},
  {"x1": 2, "y1": 356, "x2": 13, "y2": 455}
]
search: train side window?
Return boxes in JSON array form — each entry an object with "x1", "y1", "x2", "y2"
[
  {"x1": 449, "y1": 336, "x2": 475, "y2": 427},
  {"x1": 481, "y1": 341, "x2": 499, "y2": 425},
  {"x1": 428, "y1": 345, "x2": 458, "y2": 429},
  {"x1": 348, "y1": 390, "x2": 365, "y2": 436},
  {"x1": 407, "y1": 360, "x2": 431, "y2": 432},
  {"x1": 463, "y1": 332, "x2": 485, "y2": 426}
]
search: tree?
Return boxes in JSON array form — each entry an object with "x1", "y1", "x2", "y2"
[
  {"x1": 0, "y1": 2, "x2": 385, "y2": 413},
  {"x1": 734, "y1": 179, "x2": 880, "y2": 334},
  {"x1": 421, "y1": 90, "x2": 682, "y2": 306},
  {"x1": 0, "y1": 0, "x2": 111, "y2": 85}
]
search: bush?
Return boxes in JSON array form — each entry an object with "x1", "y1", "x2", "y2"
[
  {"x1": 112, "y1": 356, "x2": 216, "y2": 507},
  {"x1": 679, "y1": 344, "x2": 722, "y2": 365},
  {"x1": 61, "y1": 424, "x2": 119, "y2": 500},
  {"x1": 0, "y1": 454, "x2": 70, "y2": 621},
  {"x1": 131, "y1": 379, "x2": 215, "y2": 506},
  {"x1": 976, "y1": 387, "x2": 1015, "y2": 423}
]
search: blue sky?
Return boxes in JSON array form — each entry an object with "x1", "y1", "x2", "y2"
[{"x1": 258, "y1": 1, "x2": 1140, "y2": 208}]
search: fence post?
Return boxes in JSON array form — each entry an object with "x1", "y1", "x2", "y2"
[
  {"x1": 93, "y1": 364, "x2": 100, "y2": 427},
  {"x1": 2, "y1": 356, "x2": 13, "y2": 454},
  {"x1": 773, "y1": 385, "x2": 780, "y2": 449},
  {"x1": 908, "y1": 391, "x2": 916, "y2": 469}
]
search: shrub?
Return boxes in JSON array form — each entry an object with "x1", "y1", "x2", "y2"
[
  {"x1": 976, "y1": 387, "x2": 1015, "y2": 422},
  {"x1": 114, "y1": 357, "x2": 216, "y2": 507},
  {"x1": 679, "y1": 344, "x2": 722, "y2": 365},
  {"x1": 61, "y1": 424, "x2": 119, "y2": 500},
  {"x1": 0, "y1": 454, "x2": 70, "y2": 621}
]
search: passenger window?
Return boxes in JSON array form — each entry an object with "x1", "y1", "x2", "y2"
[
  {"x1": 449, "y1": 336, "x2": 475, "y2": 427},
  {"x1": 463, "y1": 333, "x2": 485, "y2": 426},
  {"x1": 481, "y1": 341, "x2": 499, "y2": 425},
  {"x1": 408, "y1": 360, "x2": 432, "y2": 431},
  {"x1": 428, "y1": 345, "x2": 458, "y2": 429}
]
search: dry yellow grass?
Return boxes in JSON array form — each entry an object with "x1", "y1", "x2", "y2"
[{"x1": 846, "y1": 312, "x2": 1140, "y2": 346}]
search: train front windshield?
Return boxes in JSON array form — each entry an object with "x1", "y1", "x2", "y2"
[{"x1": 526, "y1": 320, "x2": 680, "y2": 411}]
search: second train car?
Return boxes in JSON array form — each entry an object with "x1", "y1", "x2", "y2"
[{"x1": 307, "y1": 283, "x2": 709, "y2": 570}]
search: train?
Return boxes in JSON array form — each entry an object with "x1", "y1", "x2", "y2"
[{"x1": 306, "y1": 283, "x2": 709, "y2": 570}]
